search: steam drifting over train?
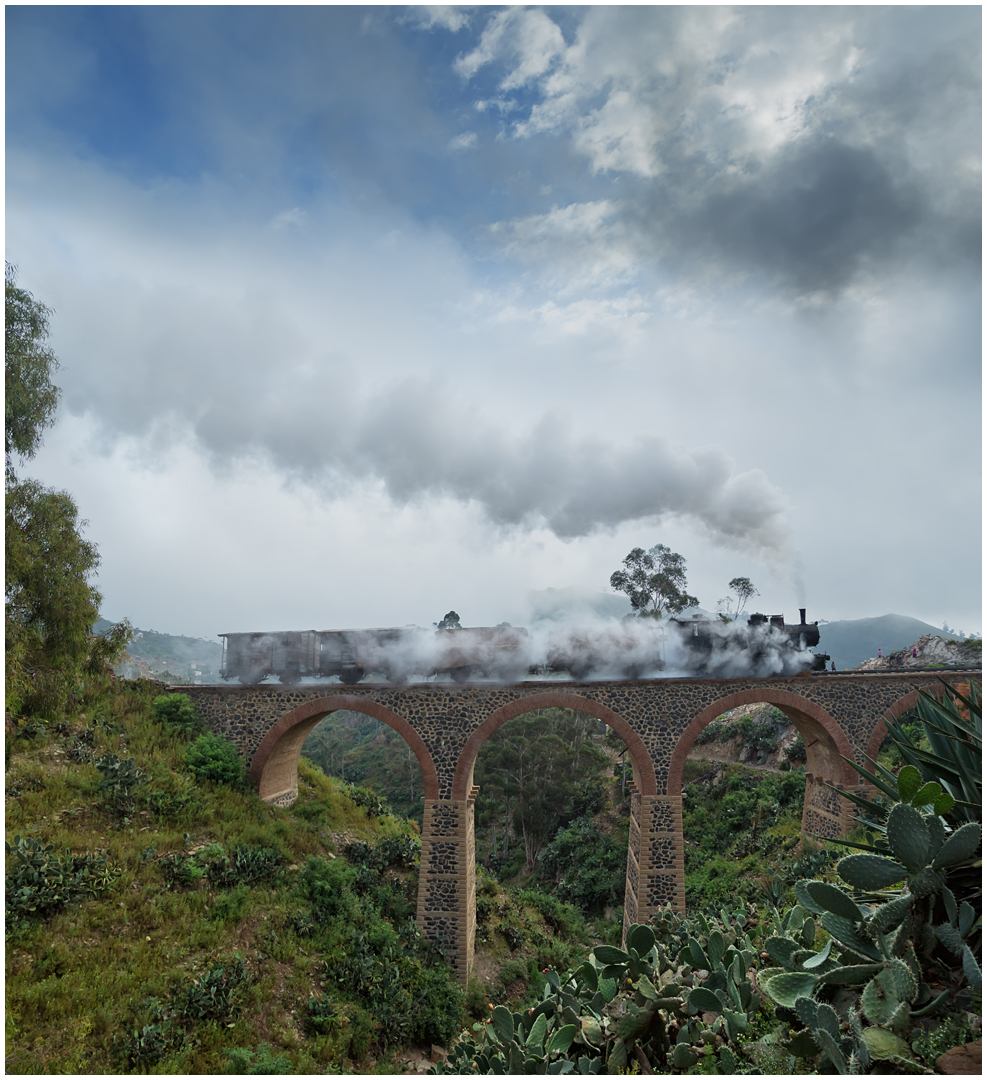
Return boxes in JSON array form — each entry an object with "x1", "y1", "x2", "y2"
[{"x1": 220, "y1": 610, "x2": 828, "y2": 685}]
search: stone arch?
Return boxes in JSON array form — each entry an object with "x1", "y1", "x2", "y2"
[
  {"x1": 864, "y1": 681, "x2": 968, "y2": 765},
  {"x1": 247, "y1": 695, "x2": 440, "y2": 805},
  {"x1": 451, "y1": 691, "x2": 656, "y2": 801},
  {"x1": 668, "y1": 687, "x2": 857, "y2": 843}
]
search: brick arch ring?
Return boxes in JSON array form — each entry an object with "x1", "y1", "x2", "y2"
[
  {"x1": 247, "y1": 695, "x2": 440, "y2": 801},
  {"x1": 864, "y1": 682, "x2": 971, "y2": 765},
  {"x1": 667, "y1": 687, "x2": 856, "y2": 798},
  {"x1": 451, "y1": 692, "x2": 656, "y2": 801}
]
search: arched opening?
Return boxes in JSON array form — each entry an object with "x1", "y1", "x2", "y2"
[
  {"x1": 247, "y1": 696, "x2": 439, "y2": 807},
  {"x1": 669, "y1": 689, "x2": 855, "y2": 907},
  {"x1": 301, "y1": 710, "x2": 429, "y2": 824},
  {"x1": 453, "y1": 692, "x2": 656, "y2": 800}
]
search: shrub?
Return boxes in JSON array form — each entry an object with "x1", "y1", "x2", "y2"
[
  {"x1": 186, "y1": 733, "x2": 244, "y2": 786},
  {"x1": 151, "y1": 693, "x2": 201, "y2": 735},
  {"x1": 225, "y1": 1043, "x2": 292, "y2": 1074},
  {"x1": 95, "y1": 751, "x2": 147, "y2": 818},
  {"x1": 206, "y1": 845, "x2": 284, "y2": 887},
  {"x1": 5, "y1": 835, "x2": 118, "y2": 925}
]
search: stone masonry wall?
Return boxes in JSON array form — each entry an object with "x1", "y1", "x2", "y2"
[{"x1": 177, "y1": 671, "x2": 975, "y2": 982}]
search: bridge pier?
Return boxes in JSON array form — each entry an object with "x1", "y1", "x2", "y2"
[
  {"x1": 418, "y1": 798, "x2": 476, "y2": 984},
  {"x1": 624, "y1": 792, "x2": 685, "y2": 935}
]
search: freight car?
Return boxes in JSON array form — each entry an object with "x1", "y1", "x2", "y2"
[{"x1": 219, "y1": 625, "x2": 531, "y2": 685}]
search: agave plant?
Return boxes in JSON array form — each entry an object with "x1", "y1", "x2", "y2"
[{"x1": 840, "y1": 680, "x2": 981, "y2": 829}]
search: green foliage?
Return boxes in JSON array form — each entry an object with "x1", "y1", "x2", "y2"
[
  {"x1": 540, "y1": 817, "x2": 627, "y2": 915},
  {"x1": 5, "y1": 263, "x2": 60, "y2": 471},
  {"x1": 120, "y1": 958, "x2": 249, "y2": 1068},
  {"x1": 151, "y1": 693, "x2": 201, "y2": 735},
  {"x1": 302, "y1": 710, "x2": 424, "y2": 822},
  {"x1": 95, "y1": 751, "x2": 147, "y2": 819},
  {"x1": 6, "y1": 478, "x2": 130, "y2": 718},
  {"x1": 610, "y1": 543, "x2": 699, "y2": 617},
  {"x1": 5, "y1": 835, "x2": 118, "y2": 926},
  {"x1": 186, "y1": 732, "x2": 245, "y2": 786},
  {"x1": 476, "y1": 708, "x2": 611, "y2": 871},
  {"x1": 435, "y1": 915, "x2": 758, "y2": 1075},
  {"x1": 224, "y1": 1043, "x2": 293, "y2": 1074}
]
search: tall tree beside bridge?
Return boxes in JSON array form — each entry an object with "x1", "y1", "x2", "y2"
[
  {"x1": 610, "y1": 544, "x2": 699, "y2": 618},
  {"x1": 5, "y1": 266, "x2": 129, "y2": 721}
]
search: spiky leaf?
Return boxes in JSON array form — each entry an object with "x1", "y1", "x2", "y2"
[
  {"x1": 868, "y1": 893, "x2": 913, "y2": 935},
  {"x1": 896, "y1": 766, "x2": 923, "y2": 803},
  {"x1": 761, "y1": 971, "x2": 818, "y2": 1008},
  {"x1": 860, "y1": 1027, "x2": 911, "y2": 1060},
  {"x1": 932, "y1": 822, "x2": 982, "y2": 869},
  {"x1": 936, "y1": 922, "x2": 965, "y2": 956},
  {"x1": 805, "y1": 881, "x2": 864, "y2": 921},
  {"x1": 818, "y1": 913, "x2": 881, "y2": 961},
  {"x1": 802, "y1": 938, "x2": 833, "y2": 969},
  {"x1": 765, "y1": 935, "x2": 800, "y2": 968},
  {"x1": 688, "y1": 986, "x2": 722, "y2": 1013},
  {"x1": 911, "y1": 781, "x2": 942, "y2": 807},
  {"x1": 959, "y1": 901, "x2": 976, "y2": 937},
  {"x1": 626, "y1": 923, "x2": 655, "y2": 957},
  {"x1": 886, "y1": 803, "x2": 930, "y2": 872},
  {"x1": 933, "y1": 790, "x2": 955, "y2": 817},
  {"x1": 818, "y1": 963, "x2": 883, "y2": 985},
  {"x1": 962, "y1": 945, "x2": 982, "y2": 991},
  {"x1": 525, "y1": 1012, "x2": 548, "y2": 1052},
  {"x1": 838, "y1": 853, "x2": 909, "y2": 891},
  {"x1": 793, "y1": 880, "x2": 826, "y2": 915},
  {"x1": 862, "y1": 970, "x2": 901, "y2": 1025},
  {"x1": 490, "y1": 1006, "x2": 515, "y2": 1046},
  {"x1": 593, "y1": 945, "x2": 629, "y2": 965},
  {"x1": 546, "y1": 1025, "x2": 577, "y2": 1056},
  {"x1": 706, "y1": 929, "x2": 725, "y2": 966},
  {"x1": 814, "y1": 1028, "x2": 849, "y2": 1074}
]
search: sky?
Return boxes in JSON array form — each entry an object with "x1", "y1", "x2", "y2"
[{"x1": 6, "y1": 5, "x2": 982, "y2": 642}]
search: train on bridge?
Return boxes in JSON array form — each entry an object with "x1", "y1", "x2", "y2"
[{"x1": 220, "y1": 609, "x2": 828, "y2": 685}]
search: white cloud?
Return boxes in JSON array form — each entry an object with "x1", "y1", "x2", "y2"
[
  {"x1": 449, "y1": 130, "x2": 478, "y2": 151},
  {"x1": 454, "y1": 8, "x2": 565, "y2": 89}
]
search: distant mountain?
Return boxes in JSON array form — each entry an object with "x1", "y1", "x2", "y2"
[
  {"x1": 816, "y1": 615, "x2": 963, "y2": 671},
  {"x1": 94, "y1": 619, "x2": 223, "y2": 684}
]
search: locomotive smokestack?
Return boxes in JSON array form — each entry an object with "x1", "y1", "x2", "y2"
[{"x1": 799, "y1": 608, "x2": 806, "y2": 625}]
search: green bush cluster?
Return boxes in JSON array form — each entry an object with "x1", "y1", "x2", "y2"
[
  {"x1": 5, "y1": 835, "x2": 118, "y2": 927},
  {"x1": 540, "y1": 816, "x2": 627, "y2": 915},
  {"x1": 120, "y1": 957, "x2": 249, "y2": 1068},
  {"x1": 151, "y1": 693, "x2": 201, "y2": 736},
  {"x1": 95, "y1": 751, "x2": 147, "y2": 819},
  {"x1": 185, "y1": 732, "x2": 245, "y2": 786},
  {"x1": 156, "y1": 842, "x2": 283, "y2": 891},
  {"x1": 287, "y1": 836, "x2": 464, "y2": 1055}
]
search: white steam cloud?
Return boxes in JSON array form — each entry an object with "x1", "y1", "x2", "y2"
[
  {"x1": 186, "y1": 379, "x2": 791, "y2": 553},
  {"x1": 224, "y1": 614, "x2": 820, "y2": 686}
]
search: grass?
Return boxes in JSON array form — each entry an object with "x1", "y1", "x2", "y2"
[
  {"x1": 6, "y1": 679, "x2": 597, "y2": 1074},
  {"x1": 5, "y1": 681, "x2": 436, "y2": 1073}
]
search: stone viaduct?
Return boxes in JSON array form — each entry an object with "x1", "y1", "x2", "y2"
[{"x1": 180, "y1": 671, "x2": 975, "y2": 985}]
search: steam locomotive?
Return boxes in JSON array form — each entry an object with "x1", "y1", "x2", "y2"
[{"x1": 219, "y1": 609, "x2": 827, "y2": 684}]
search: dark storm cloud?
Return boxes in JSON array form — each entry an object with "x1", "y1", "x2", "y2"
[
  {"x1": 464, "y1": 5, "x2": 981, "y2": 298},
  {"x1": 651, "y1": 141, "x2": 925, "y2": 296}
]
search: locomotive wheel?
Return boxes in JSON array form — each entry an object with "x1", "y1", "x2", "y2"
[
  {"x1": 384, "y1": 669, "x2": 408, "y2": 685},
  {"x1": 340, "y1": 667, "x2": 365, "y2": 684},
  {"x1": 279, "y1": 669, "x2": 301, "y2": 685},
  {"x1": 450, "y1": 667, "x2": 471, "y2": 684},
  {"x1": 568, "y1": 663, "x2": 592, "y2": 681},
  {"x1": 239, "y1": 668, "x2": 268, "y2": 685}
]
